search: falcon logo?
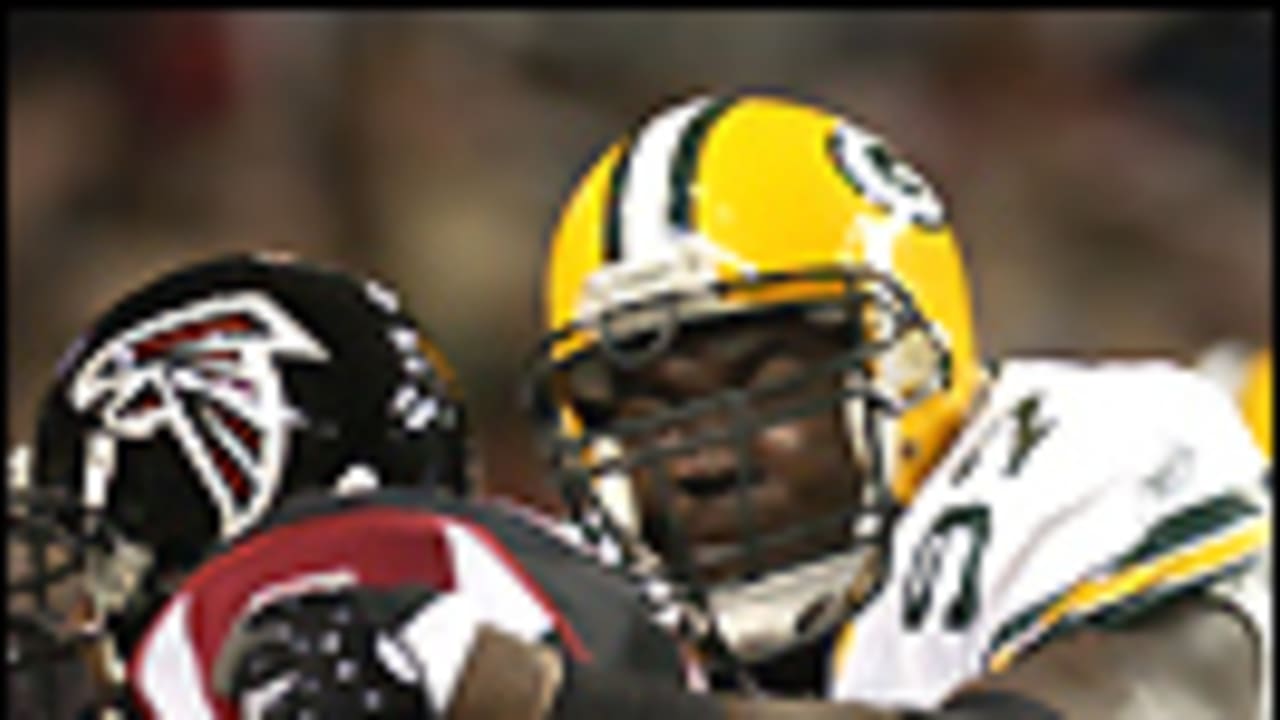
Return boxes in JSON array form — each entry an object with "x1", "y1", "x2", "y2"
[{"x1": 69, "y1": 292, "x2": 329, "y2": 539}]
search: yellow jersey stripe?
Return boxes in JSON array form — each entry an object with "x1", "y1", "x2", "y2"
[
  {"x1": 830, "y1": 619, "x2": 858, "y2": 681},
  {"x1": 988, "y1": 515, "x2": 1267, "y2": 672}
]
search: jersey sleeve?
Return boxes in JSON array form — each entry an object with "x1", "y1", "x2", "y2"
[{"x1": 980, "y1": 363, "x2": 1269, "y2": 674}]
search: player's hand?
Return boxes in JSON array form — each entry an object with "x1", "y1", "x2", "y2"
[{"x1": 213, "y1": 586, "x2": 454, "y2": 719}]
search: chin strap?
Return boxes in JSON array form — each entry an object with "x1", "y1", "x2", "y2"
[{"x1": 707, "y1": 551, "x2": 872, "y2": 666}]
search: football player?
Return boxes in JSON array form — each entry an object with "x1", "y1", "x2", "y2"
[
  {"x1": 243, "y1": 94, "x2": 1268, "y2": 720},
  {"x1": 6, "y1": 253, "x2": 687, "y2": 718},
  {"x1": 511, "y1": 94, "x2": 1271, "y2": 719}
]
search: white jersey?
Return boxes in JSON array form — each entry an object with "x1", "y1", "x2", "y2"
[{"x1": 828, "y1": 358, "x2": 1271, "y2": 711}]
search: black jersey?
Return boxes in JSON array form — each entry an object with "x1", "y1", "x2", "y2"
[{"x1": 128, "y1": 487, "x2": 686, "y2": 718}]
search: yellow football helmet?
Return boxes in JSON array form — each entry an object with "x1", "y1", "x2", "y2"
[{"x1": 529, "y1": 94, "x2": 986, "y2": 677}]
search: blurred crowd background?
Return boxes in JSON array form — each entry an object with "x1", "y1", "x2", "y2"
[{"x1": 8, "y1": 10, "x2": 1271, "y2": 506}]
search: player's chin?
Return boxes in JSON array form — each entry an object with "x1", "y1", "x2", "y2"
[
  {"x1": 676, "y1": 494, "x2": 847, "y2": 583},
  {"x1": 687, "y1": 532, "x2": 846, "y2": 585}
]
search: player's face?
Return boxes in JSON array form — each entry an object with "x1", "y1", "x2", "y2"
[{"x1": 595, "y1": 318, "x2": 860, "y2": 583}]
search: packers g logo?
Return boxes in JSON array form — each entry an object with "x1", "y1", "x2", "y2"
[
  {"x1": 828, "y1": 122, "x2": 946, "y2": 230},
  {"x1": 69, "y1": 292, "x2": 329, "y2": 539}
]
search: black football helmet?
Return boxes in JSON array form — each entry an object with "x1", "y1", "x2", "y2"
[{"x1": 7, "y1": 252, "x2": 470, "y2": 717}]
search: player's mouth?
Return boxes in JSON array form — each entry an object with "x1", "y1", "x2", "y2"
[
  {"x1": 676, "y1": 470, "x2": 760, "y2": 500},
  {"x1": 674, "y1": 478, "x2": 795, "y2": 548}
]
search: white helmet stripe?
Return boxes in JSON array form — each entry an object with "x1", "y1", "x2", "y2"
[{"x1": 618, "y1": 96, "x2": 714, "y2": 261}]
